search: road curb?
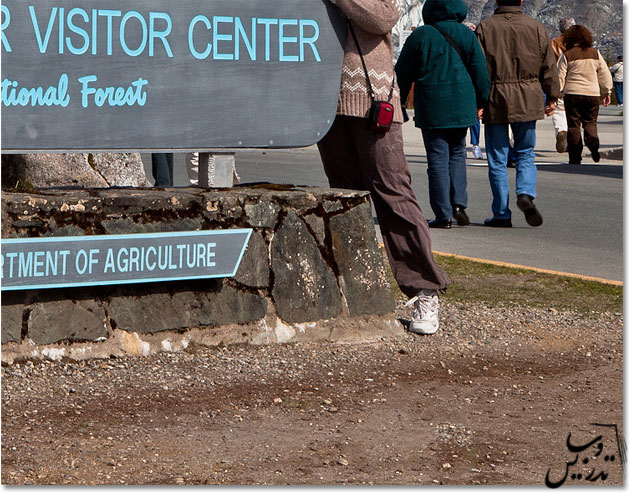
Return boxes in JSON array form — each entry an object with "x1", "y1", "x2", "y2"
[{"x1": 433, "y1": 251, "x2": 623, "y2": 287}]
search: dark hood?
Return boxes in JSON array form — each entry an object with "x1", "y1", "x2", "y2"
[{"x1": 422, "y1": 0, "x2": 468, "y2": 25}]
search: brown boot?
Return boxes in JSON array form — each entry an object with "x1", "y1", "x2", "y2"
[{"x1": 556, "y1": 131, "x2": 567, "y2": 153}]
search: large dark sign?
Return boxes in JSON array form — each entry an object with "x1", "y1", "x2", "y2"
[
  {"x1": 0, "y1": 230, "x2": 252, "y2": 290},
  {"x1": 0, "y1": 1, "x2": 346, "y2": 151}
]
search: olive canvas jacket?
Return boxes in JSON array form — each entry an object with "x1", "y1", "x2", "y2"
[
  {"x1": 394, "y1": 0, "x2": 490, "y2": 130},
  {"x1": 475, "y1": 6, "x2": 560, "y2": 125}
]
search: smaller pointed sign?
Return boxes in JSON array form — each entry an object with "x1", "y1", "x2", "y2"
[{"x1": 1, "y1": 229, "x2": 252, "y2": 290}]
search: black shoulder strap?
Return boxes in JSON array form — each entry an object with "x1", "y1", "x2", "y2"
[
  {"x1": 432, "y1": 24, "x2": 472, "y2": 77},
  {"x1": 348, "y1": 21, "x2": 395, "y2": 103}
]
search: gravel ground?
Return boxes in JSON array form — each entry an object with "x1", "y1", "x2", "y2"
[{"x1": 1, "y1": 299, "x2": 623, "y2": 485}]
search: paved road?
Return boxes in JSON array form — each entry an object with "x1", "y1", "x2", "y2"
[{"x1": 141, "y1": 106, "x2": 623, "y2": 282}]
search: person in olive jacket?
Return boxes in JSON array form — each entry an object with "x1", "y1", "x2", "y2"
[
  {"x1": 395, "y1": 0, "x2": 490, "y2": 229},
  {"x1": 475, "y1": 0, "x2": 559, "y2": 228}
]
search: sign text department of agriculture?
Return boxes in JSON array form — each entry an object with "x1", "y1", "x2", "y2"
[{"x1": 1, "y1": 230, "x2": 252, "y2": 290}]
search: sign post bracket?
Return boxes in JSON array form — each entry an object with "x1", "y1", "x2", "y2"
[{"x1": 198, "y1": 152, "x2": 236, "y2": 188}]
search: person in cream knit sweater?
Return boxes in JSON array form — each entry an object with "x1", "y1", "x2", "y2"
[{"x1": 317, "y1": 0, "x2": 450, "y2": 335}]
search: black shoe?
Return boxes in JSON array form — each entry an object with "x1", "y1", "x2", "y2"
[
  {"x1": 484, "y1": 217, "x2": 512, "y2": 228},
  {"x1": 591, "y1": 149, "x2": 600, "y2": 163},
  {"x1": 428, "y1": 218, "x2": 452, "y2": 229},
  {"x1": 516, "y1": 194, "x2": 543, "y2": 227},
  {"x1": 452, "y1": 206, "x2": 470, "y2": 226}
]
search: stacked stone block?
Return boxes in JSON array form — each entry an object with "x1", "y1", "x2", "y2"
[{"x1": 1, "y1": 186, "x2": 396, "y2": 352}]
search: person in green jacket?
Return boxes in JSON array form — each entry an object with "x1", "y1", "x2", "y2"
[{"x1": 395, "y1": 0, "x2": 490, "y2": 229}]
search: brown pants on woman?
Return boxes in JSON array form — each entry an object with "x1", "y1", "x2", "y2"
[
  {"x1": 564, "y1": 94, "x2": 601, "y2": 164},
  {"x1": 317, "y1": 116, "x2": 450, "y2": 297}
]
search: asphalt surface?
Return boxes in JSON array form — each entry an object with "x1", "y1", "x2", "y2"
[{"x1": 141, "y1": 106, "x2": 624, "y2": 282}]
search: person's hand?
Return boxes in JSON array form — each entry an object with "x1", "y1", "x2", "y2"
[
  {"x1": 603, "y1": 94, "x2": 611, "y2": 107},
  {"x1": 477, "y1": 108, "x2": 484, "y2": 119},
  {"x1": 544, "y1": 102, "x2": 556, "y2": 116}
]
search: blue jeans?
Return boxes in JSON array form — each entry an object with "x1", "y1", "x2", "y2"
[
  {"x1": 484, "y1": 121, "x2": 537, "y2": 219},
  {"x1": 614, "y1": 81, "x2": 623, "y2": 105},
  {"x1": 421, "y1": 127, "x2": 468, "y2": 221},
  {"x1": 151, "y1": 153, "x2": 174, "y2": 186},
  {"x1": 469, "y1": 120, "x2": 480, "y2": 146}
]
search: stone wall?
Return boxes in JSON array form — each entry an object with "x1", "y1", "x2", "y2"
[
  {"x1": 1, "y1": 186, "x2": 400, "y2": 363},
  {"x1": 1, "y1": 153, "x2": 150, "y2": 189}
]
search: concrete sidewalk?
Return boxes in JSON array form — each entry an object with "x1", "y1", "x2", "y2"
[{"x1": 401, "y1": 105, "x2": 624, "y2": 164}]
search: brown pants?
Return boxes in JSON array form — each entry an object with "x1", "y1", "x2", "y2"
[
  {"x1": 317, "y1": 116, "x2": 450, "y2": 297},
  {"x1": 564, "y1": 94, "x2": 601, "y2": 164}
]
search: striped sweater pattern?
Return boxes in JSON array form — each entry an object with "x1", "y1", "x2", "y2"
[{"x1": 328, "y1": 0, "x2": 404, "y2": 123}]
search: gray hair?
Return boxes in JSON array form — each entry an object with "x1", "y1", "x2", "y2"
[{"x1": 558, "y1": 17, "x2": 576, "y2": 33}]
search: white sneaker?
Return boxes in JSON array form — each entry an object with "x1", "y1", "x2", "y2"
[
  {"x1": 405, "y1": 290, "x2": 439, "y2": 335},
  {"x1": 472, "y1": 145, "x2": 483, "y2": 160}
]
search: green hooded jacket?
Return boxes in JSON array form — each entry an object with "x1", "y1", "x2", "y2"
[{"x1": 395, "y1": 0, "x2": 490, "y2": 129}]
